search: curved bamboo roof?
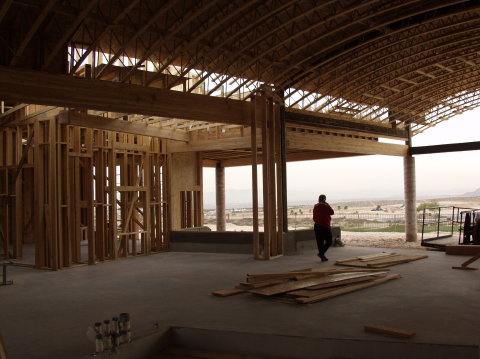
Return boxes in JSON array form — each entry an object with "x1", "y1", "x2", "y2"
[{"x1": 1, "y1": 0, "x2": 480, "y2": 134}]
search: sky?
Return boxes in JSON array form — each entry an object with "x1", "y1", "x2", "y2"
[{"x1": 203, "y1": 108, "x2": 480, "y2": 208}]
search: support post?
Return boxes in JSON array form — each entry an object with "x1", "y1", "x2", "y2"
[
  {"x1": 279, "y1": 90, "x2": 288, "y2": 233},
  {"x1": 215, "y1": 162, "x2": 226, "y2": 232},
  {"x1": 404, "y1": 124, "x2": 417, "y2": 242}
]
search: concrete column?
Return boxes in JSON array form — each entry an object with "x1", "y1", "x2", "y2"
[
  {"x1": 215, "y1": 163, "x2": 226, "y2": 232},
  {"x1": 404, "y1": 154, "x2": 417, "y2": 242}
]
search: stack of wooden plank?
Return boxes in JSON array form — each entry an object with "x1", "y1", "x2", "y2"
[
  {"x1": 335, "y1": 252, "x2": 428, "y2": 268},
  {"x1": 212, "y1": 268, "x2": 400, "y2": 304}
]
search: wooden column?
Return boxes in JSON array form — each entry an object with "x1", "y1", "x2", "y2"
[
  {"x1": 251, "y1": 96, "x2": 260, "y2": 259},
  {"x1": 215, "y1": 162, "x2": 226, "y2": 232},
  {"x1": 252, "y1": 87, "x2": 285, "y2": 259},
  {"x1": 404, "y1": 125, "x2": 417, "y2": 242}
]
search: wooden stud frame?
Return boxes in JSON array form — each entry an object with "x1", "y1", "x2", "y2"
[{"x1": 0, "y1": 114, "x2": 170, "y2": 270}]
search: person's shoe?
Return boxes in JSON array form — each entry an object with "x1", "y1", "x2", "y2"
[{"x1": 320, "y1": 256, "x2": 328, "y2": 262}]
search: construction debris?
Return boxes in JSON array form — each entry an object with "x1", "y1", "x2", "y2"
[
  {"x1": 364, "y1": 324, "x2": 416, "y2": 338},
  {"x1": 452, "y1": 252, "x2": 480, "y2": 270},
  {"x1": 212, "y1": 268, "x2": 401, "y2": 304},
  {"x1": 335, "y1": 252, "x2": 428, "y2": 268}
]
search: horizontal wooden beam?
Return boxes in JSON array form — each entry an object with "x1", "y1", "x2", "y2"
[
  {"x1": 0, "y1": 66, "x2": 249, "y2": 126},
  {"x1": 409, "y1": 141, "x2": 480, "y2": 155},
  {"x1": 287, "y1": 131, "x2": 408, "y2": 156},
  {"x1": 1, "y1": 67, "x2": 409, "y2": 140},
  {"x1": 202, "y1": 151, "x2": 363, "y2": 168},
  {"x1": 285, "y1": 108, "x2": 408, "y2": 139},
  {"x1": 168, "y1": 135, "x2": 257, "y2": 152},
  {"x1": 57, "y1": 110, "x2": 189, "y2": 141}
]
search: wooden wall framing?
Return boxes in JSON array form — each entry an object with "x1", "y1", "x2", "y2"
[{"x1": 0, "y1": 116, "x2": 169, "y2": 270}]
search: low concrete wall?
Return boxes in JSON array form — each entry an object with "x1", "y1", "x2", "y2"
[
  {"x1": 169, "y1": 226, "x2": 340, "y2": 255},
  {"x1": 169, "y1": 230, "x2": 256, "y2": 254}
]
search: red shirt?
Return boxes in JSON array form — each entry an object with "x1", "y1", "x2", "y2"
[{"x1": 313, "y1": 202, "x2": 334, "y2": 228}]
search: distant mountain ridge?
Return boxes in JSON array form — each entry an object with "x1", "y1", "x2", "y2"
[
  {"x1": 204, "y1": 188, "x2": 480, "y2": 209},
  {"x1": 463, "y1": 188, "x2": 480, "y2": 196}
]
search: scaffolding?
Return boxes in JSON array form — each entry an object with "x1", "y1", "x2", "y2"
[{"x1": 420, "y1": 206, "x2": 480, "y2": 249}]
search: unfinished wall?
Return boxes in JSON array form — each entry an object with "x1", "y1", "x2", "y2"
[
  {"x1": 169, "y1": 152, "x2": 203, "y2": 230},
  {"x1": 0, "y1": 116, "x2": 169, "y2": 269}
]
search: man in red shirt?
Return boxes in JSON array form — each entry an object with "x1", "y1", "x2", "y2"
[{"x1": 313, "y1": 194, "x2": 334, "y2": 261}]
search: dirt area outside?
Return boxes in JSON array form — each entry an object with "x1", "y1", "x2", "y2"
[{"x1": 204, "y1": 196, "x2": 480, "y2": 249}]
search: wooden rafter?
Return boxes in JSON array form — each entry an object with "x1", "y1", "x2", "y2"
[
  {"x1": 2, "y1": 0, "x2": 480, "y2": 131},
  {"x1": 42, "y1": 0, "x2": 99, "y2": 71}
]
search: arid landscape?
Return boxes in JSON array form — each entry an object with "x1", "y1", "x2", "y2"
[{"x1": 204, "y1": 196, "x2": 480, "y2": 249}]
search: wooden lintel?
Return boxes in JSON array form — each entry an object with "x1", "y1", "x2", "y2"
[
  {"x1": 168, "y1": 135, "x2": 260, "y2": 153},
  {"x1": 0, "y1": 66, "x2": 250, "y2": 127},
  {"x1": 285, "y1": 108, "x2": 408, "y2": 139},
  {"x1": 202, "y1": 150, "x2": 362, "y2": 168},
  {"x1": 287, "y1": 131, "x2": 408, "y2": 156},
  {"x1": 409, "y1": 141, "x2": 480, "y2": 155},
  {"x1": 57, "y1": 110, "x2": 189, "y2": 142}
]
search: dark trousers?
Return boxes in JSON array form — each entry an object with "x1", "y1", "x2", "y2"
[{"x1": 314, "y1": 224, "x2": 332, "y2": 257}]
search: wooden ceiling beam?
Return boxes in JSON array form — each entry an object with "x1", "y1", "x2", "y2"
[
  {"x1": 0, "y1": 0, "x2": 13, "y2": 24},
  {"x1": 0, "y1": 66, "x2": 249, "y2": 126},
  {"x1": 70, "y1": 0, "x2": 141, "y2": 74},
  {"x1": 95, "y1": 1, "x2": 180, "y2": 79},
  {"x1": 57, "y1": 110, "x2": 189, "y2": 141},
  {"x1": 275, "y1": 0, "x2": 467, "y2": 88},
  {"x1": 285, "y1": 108, "x2": 407, "y2": 139},
  {"x1": 202, "y1": 150, "x2": 363, "y2": 168},
  {"x1": 168, "y1": 136, "x2": 257, "y2": 153},
  {"x1": 0, "y1": 67, "x2": 409, "y2": 139},
  {"x1": 410, "y1": 141, "x2": 480, "y2": 155},
  {"x1": 42, "y1": 0, "x2": 98, "y2": 71},
  {"x1": 287, "y1": 131, "x2": 407, "y2": 157},
  {"x1": 10, "y1": 0, "x2": 58, "y2": 66}
]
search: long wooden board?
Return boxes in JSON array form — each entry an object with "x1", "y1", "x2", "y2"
[
  {"x1": 296, "y1": 274, "x2": 401, "y2": 304},
  {"x1": 212, "y1": 287, "x2": 246, "y2": 297},
  {"x1": 249, "y1": 270, "x2": 387, "y2": 296},
  {"x1": 335, "y1": 254, "x2": 427, "y2": 268},
  {"x1": 248, "y1": 276, "x2": 340, "y2": 296},
  {"x1": 364, "y1": 324, "x2": 415, "y2": 338},
  {"x1": 305, "y1": 271, "x2": 388, "y2": 289},
  {"x1": 246, "y1": 268, "x2": 387, "y2": 282},
  {"x1": 288, "y1": 276, "x2": 384, "y2": 297}
]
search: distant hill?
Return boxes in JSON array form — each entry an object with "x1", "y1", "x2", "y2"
[{"x1": 463, "y1": 188, "x2": 480, "y2": 196}]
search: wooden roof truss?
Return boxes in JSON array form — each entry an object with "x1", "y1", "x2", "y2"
[{"x1": 1, "y1": 0, "x2": 480, "y2": 137}]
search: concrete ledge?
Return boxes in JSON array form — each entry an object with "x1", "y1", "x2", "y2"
[
  {"x1": 169, "y1": 227, "x2": 340, "y2": 255},
  {"x1": 165, "y1": 326, "x2": 478, "y2": 359}
]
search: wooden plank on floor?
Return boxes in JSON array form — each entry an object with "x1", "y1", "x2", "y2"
[
  {"x1": 212, "y1": 287, "x2": 246, "y2": 297},
  {"x1": 335, "y1": 254, "x2": 428, "y2": 268},
  {"x1": 364, "y1": 324, "x2": 416, "y2": 338},
  {"x1": 247, "y1": 268, "x2": 387, "y2": 282},
  {"x1": 359, "y1": 252, "x2": 398, "y2": 262},
  {"x1": 249, "y1": 276, "x2": 336, "y2": 296},
  {"x1": 247, "y1": 272, "x2": 385, "y2": 297},
  {"x1": 306, "y1": 272, "x2": 388, "y2": 290},
  {"x1": 296, "y1": 274, "x2": 401, "y2": 304},
  {"x1": 287, "y1": 273, "x2": 389, "y2": 297}
]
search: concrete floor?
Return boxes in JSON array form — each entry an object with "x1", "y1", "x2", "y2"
[{"x1": 0, "y1": 246, "x2": 479, "y2": 359}]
